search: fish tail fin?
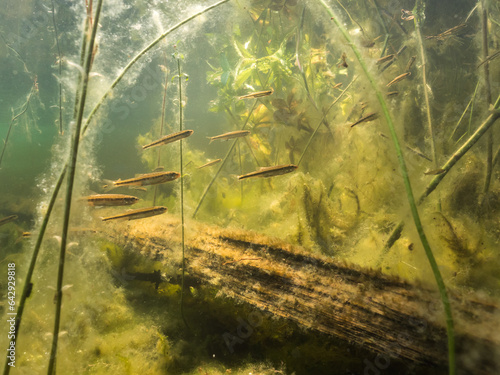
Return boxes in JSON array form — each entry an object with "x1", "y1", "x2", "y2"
[
  {"x1": 207, "y1": 136, "x2": 214, "y2": 144},
  {"x1": 102, "y1": 179, "x2": 117, "y2": 192}
]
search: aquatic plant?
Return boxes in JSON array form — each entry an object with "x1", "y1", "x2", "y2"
[
  {"x1": 49, "y1": 0, "x2": 63, "y2": 135},
  {"x1": 175, "y1": 52, "x2": 189, "y2": 327},
  {"x1": 47, "y1": 0, "x2": 104, "y2": 372},
  {"x1": 317, "y1": 0, "x2": 456, "y2": 373},
  {"x1": 2, "y1": 1, "x2": 233, "y2": 373},
  {"x1": 1, "y1": 0, "x2": 499, "y2": 373}
]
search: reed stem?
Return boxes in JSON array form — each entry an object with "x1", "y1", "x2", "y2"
[
  {"x1": 414, "y1": 1, "x2": 440, "y2": 209},
  {"x1": 3, "y1": 2, "x2": 97, "y2": 373},
  {"x1": 481, "y1": 1, "x2": 493, "y2": 195},
  {"x1": 2, "y1": 166, "x2": 66, "y2": 375},
  {"x1": 153, "y1": 61, "x2": 169, "y2": 206},
  {"x1": 317, "y1": 1, "x2": 455, "y2": 373},
  {"x1": 47, "y1": 0, "x2": 104, "y2": 373},
  {"x1": 176, "y1": 57, "x2": 188, "y2": 327},
  {"x1": 50, "y1": 0, "x2": 63, "y2": 135},
  {"x1": 4, "y1": 3, "x2": 230, "y2": 372}
]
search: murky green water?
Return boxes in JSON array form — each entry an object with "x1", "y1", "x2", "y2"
[{"x1": 1, "y1": 0, "x2": 499, "y2": 374}]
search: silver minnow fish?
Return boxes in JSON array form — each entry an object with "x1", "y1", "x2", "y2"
[
  {"x1": 110, "y1": 171, "x2": 180, "y2": 188},
  {"x1": 208, "y1": 130, "x2": 250, "y2": 143},
  {"x1": 142, "y1": 130, "x2": 194, "y2": 150},
  {"x1": 197, "y1": 159, "x2": 222, "y2": 169},
  {"x1": 102, "y1": 206, "x2": 168, "y2": 222},
  {"x1": 83, "y1": 194, "x2": 139, "y2": 206},
  {"x1": 238, "y1": 164, "x2": 298, "y2": 180},
  {"x1": 238, "y1": 88, "x2": 274, "y2": 100}
]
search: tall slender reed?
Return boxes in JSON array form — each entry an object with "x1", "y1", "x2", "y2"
[
  {"x1": 3, "y1": 2, "x2": 231, "y2": 373},
  {"x1": 47, "y1": 0, "x2": 104, "y2": 373},
  {"x1": 153, "y1": 61, "x2": 169, "y2": 206},
  {"x1": 3, "y1": 5, "x2": 99, "y2": 371},
  {"x1": 2, "y1": 167, "x2": 66, "y2": 375},
  {"x1": 50, "y1": 0, "x2": 63, "y2": 135},
  {"x1": 176, "y1": 56, "x2": 188, "y2": 327},
  {"x1": 414, "y1": 1, "x2": 439, "y2": 204},
  {"x1": 317, "y1": 1, "x2": 456, "y2": 373},
  {"x1": 480, "y1": 0, "x2": 494, "y2": 196}
]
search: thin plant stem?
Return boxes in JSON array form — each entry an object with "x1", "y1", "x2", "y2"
[
  {"x1": 3, "y1": 3, "x2": 95, "y2": 373},
  {"x1": 481, "y1": 1, "x2": 493, "y2": 195},
  {"x1": 176, "y1": 57, "x2": 188, "y2": 328},
  {"x1": 449, "y1": 80, "x2": 479, "y2": 141},
  {"x1": 493, "y1": 144, "x2": 500, "y2": 169},
  {"x1": 81, "y1": 0, "x2": 231, "y2": 135},
  {"x1": 413, "y1": 2, "x2": 439, "y2": 176},
  {"x1": 73, "y1": 15, "x2": 90, "y2": 120},
  {"x1": 153, "y1": 61, "x2": 169, "y2": 206},
  {"x1": 50, "y1": 0, "x2": 63, "y2": 135},
  {"x1": 47, "y1": 0, "x2": 104, "y2": 373},
  {"x1": 371, "y1": 0, "x2": 389, "y2": 57},
  {"x1": 418, "y1": 96, "x2": 500, "y2": 205},
  {"x1": 225, "y1": 105, "x2": 263, "y2": 166},
  {"x1": 318, "y1": 1, "x2": 456, "y2": 374},
  {"x1": 3, "y1": 4, "x2": 228, "y2": 372},
  {"x1": 238, "y1": 140, "x2": 243, "y2": 201},
  {"x1": 193, "y1": 101, "x2": 258, "y2": 218},
  {"x1": 297, "y1": 77, "x2": 356, "y2": 167},
  {"x1": 0, "y1": 83, "x2": 36, "y2": 169},
  {"x1": 2, "y1": 166, "x2": 66, "y2": 375}
]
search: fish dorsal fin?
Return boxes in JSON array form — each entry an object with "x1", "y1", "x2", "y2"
[{"x1": 259, "y1": 166, "x2": 274, "y2": 171}]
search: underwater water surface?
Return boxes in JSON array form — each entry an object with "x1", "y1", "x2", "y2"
[{"x1": 1, "y1": 0, "x2": 500, "y2": 374}]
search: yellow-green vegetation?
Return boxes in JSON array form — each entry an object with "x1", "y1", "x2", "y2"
[
  {"x1": 0, "y1": 238, "x2": 172, "y2": 374},
  {"x1": 2, "y1": 0, "x2": 500, "y2": 374},
  {"x1": 132, "y1": 0, "x2": 500, "y2": 300}
]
